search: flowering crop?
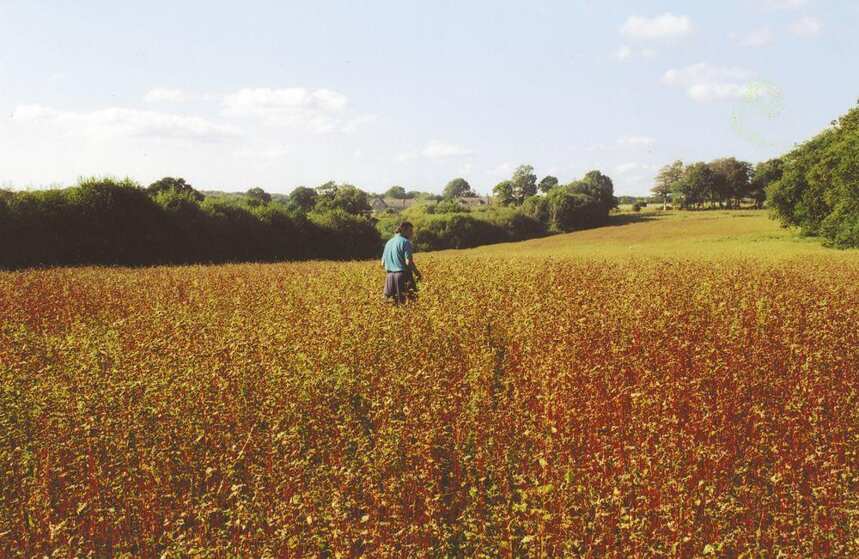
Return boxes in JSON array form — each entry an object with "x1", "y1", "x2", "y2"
[{"x1": 0, "y1": 255, "x2": 857, "y2": 557}]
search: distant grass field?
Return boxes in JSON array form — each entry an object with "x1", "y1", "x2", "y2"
[
  {"x1": 469, "y1": 209, "x2": 855, "y2": 260},
  {"x1": 2, "y1": 209, "x2": 857, "y2": 557}
]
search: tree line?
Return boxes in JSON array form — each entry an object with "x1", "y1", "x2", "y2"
[
  {"x1": 645, "y1": 101, "x2": 858, "y2": 249},
  {"x1": 0, "y1": 165, "x2": 617, "y2": 268},
  {"x1": 767, "y1": 102, "x2": 858, "y2": 248},
  {"x1": 375, "y1": 166, "x2": 617, "y2": 251},
  {"x1": 0, "y1": 178, "x2": 381, "y2": 268},
  {"x1": 649, "y1": 157, "x2": 770, "y2": 210}
]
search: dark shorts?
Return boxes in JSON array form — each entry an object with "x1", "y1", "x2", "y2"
[{"x1": 384, "y1": 271, "x2": 415, "y2": 303}]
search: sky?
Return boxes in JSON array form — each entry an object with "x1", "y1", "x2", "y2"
[{"x1": 1, "y1": 1, "x2": 857, "y2": 196}]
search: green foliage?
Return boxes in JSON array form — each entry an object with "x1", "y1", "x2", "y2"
[
  {"x1": 314, "y1": 183, "x2": 371, "y2": 215},
  {"x1": 751, "y1": 158, "x2": 783, "y2": 209},
  {"x1": 384, "y1": 185, "x2": 408, "y2": 199},
  {"x1": 522, "y1": 195, "x2": 550, "y2": 224},
  {"x1": 545, "y1": 188, "x2": 604, "y2": 232},
  {"x1": 245, "y1": 187, "x2": 272, "y2": 206},
  {"x1": 0, "y1": 178, "x2": 381, "y2": 269},
  {"x1": 571, "y1": 171, "x2": 618, "y2": 213},
  {"x1": 652, "y1": 161, "x2": 684, "y2": 202},
  {"x1": 147, "y1": 176, "x2": 204, "y2": 201},
  {"x1": 431, "y1": 198, "x2": 469, "y2": 214},
  {"x1": 538, "y1": 175, "x2": 559, "y2": 194},
  {"x1": 442, "y1": 178, "x2": 475, "y2": 199},
  {"x1": 709, "y1": 158, "x2": 753, "y2": 208},
  {"x1": 511, "y1": 165, "x2": 538, "y2": 204},
  {"x1": 492, "y1": 180, "x2": 515, "y2": 206},
  {"x1": 377, "y1": 204, "x2": 545, "y2": 252},
  {"x1": 288, "y1": 186, "x2": 318, "y2": 213},
  {"x1": 676, "y1": 162, "x2": 717, "y2": 209},
  {"x1": 767, "y1": 103, "x2": 859, "y2": 247}
]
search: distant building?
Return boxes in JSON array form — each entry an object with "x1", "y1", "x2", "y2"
[{"x1": 368, "y1": 197, "x2": 388, "y2": 211}]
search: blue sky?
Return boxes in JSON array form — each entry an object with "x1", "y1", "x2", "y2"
[{"x1": 1, "y1": 0, "x2": 857, "y2": 196}]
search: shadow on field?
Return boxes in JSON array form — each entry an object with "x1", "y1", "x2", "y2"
[{"x1": 605, "y1": 213, "x2": 659, "y2": 227}]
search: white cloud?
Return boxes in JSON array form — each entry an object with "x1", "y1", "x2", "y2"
[
  {"x1": 144, "y1": 88, "x2": 188, "y2": 103},
  {"x1": 789, "y1": 16, "x2": 822, "y2": 37},
  {"x1": 234, "y1": 146, "x2": 289, "y2": 160},
  {"x1": 614, "y1": 45, "x2": 657, "y2": 61},
  {"x1": 662, "y1": 63, "x2": 773, "y2": 102},
  {"x1": 733, "y1": 27, "x2": 774, "y2": 47},
  {"x1": 12, "y1": 104, "x2": 240, "y2": 141},
  {"x1": 421, "y1": 140, "x2": 472, "y2": 159},
  {"x1": 617, "y1": 135, "x2": 655, "y2": 147},
  {"x1": 341, "y1": 114, "x2": 378, "y2": 133},
  {"x1": 222, "y1": 87, "x2": 367, "y2": 133},
  {"x1": 620, "y1": 13, "x2": 693, "y2": 40}
]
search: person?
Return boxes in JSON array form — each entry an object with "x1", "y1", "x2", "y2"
[{"x1": 381, "y1": 221, "x2": 421, "y2": 304}]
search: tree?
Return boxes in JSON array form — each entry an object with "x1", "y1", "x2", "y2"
[
  {"x1": 433, "y1": 198, "x2": 468, "y2": 214},
  {"x1": 709, "y1": 158, "x2": 752, "y2": 208},
  {"x1": 750, "y1": 158, "x2": 783, "y2": 209},
  {"x1": 492, "y1": 180, "x2": 515, "y2": 206},
  {"x1": 315, "y1": 183, "x2": 370, "y2": 215},
  {"x1": 147, "y1": 177, "x2": 204, "y2": 201},
  {"x1": 652, "y1": 161, "x2": 684, "y2": 210},
  {"x1": 767, "y1": 103, "x2": 859, "y2": 247},
  {"x1": 677, "y1": 162, "x2": 716, "y2": 209},
  {"x1": 246, "y1": 187, "x2": 272, "y2": 206},
  {"x1": 384, "y1": 185, "x2": 408, "y2": 199},
  {"x1": 442, "y1": 178, "x2": 475, "y2": 199},
  {"x1": 538, "y1": 175, "x2": 559, "y2": 194},
  {"x1": 572, "y1": 170, "x2": 618, "y2": 213},
  {"x1": 510, "y1": 165, "x2": 538, "y2": 204},
  {"x1": 315, "y1": 180, "x2": 338, "y2": 199},
  {"x1": 545, "y1": 188, "x2": 604, "y2": 231},
  {"x1": 288, "y1": 187, "x2": 318, "y2": 213}
]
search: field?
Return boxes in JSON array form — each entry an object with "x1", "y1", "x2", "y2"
[{"x1": 1, "y1": 210, "x2": 857, "y2": 557}]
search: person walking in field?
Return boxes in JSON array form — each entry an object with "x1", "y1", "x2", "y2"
[{"x1": 382, "y1": 221, "x2": 421, "y2": 304}]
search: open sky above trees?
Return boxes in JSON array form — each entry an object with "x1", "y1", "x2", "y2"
[{"x1": 1, "y1": 1, "x2": 857, "y2": 196}]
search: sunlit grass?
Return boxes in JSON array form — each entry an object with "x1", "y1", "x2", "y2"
[{"x1": 468, "y1": 209, "x2": 857, "y2": 260}]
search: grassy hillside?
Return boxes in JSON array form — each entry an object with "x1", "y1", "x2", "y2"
[{"x1": 467, "y1": 209, "x2": 857, "y2": 260}]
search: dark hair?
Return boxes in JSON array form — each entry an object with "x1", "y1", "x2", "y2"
[{"x1": 396, "y1": 221, "x2": 414, "y2": 234}]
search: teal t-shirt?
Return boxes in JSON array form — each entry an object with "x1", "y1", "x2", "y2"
[{"x1": 382, "y1": 234, "x2": 413, "y2": 272}]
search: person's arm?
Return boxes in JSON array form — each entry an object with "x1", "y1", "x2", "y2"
[{"x1": 404, "y1": 242, "x2": 421, "y2": 281}]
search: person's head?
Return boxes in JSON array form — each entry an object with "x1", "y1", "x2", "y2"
[{"x1": 396, "y1": 221, "x2": 414, "y2": 239}]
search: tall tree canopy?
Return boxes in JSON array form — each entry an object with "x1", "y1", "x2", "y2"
[
  {"x1": 246, "y1": 187, "x2": 272, "y2": 205},
  {"x1": 750, "y1": 158, "x2": 783, "y2": 209},
  {"x1": 442, "y1": 178, "x2": 476, "y2": 199},
  {"x1": 147, "y1": 177, "x2": 204, "y2": 201},
  {"x1": 314, "y1": 183, "x2": 370, "y2": 215},
  {"x1": 384, "y1": 185, "x2": 408, "y2": 199},
  {"x1": 652, "y1": 161, "x2": 684, "y2": 208},
  {"x1": 767, "y1": 103, "x2": 859, "y2": 247},
  {"x1": 538, "y1": 175, "x2": 559, "y2": 193},
  {"x1": 510, "y1": 165, "x2": 538, "y2": 204},
  {"x1": 492, "y1": 180, "x2": 515, "y2": 206},
  {"x1": 709, "y1": 157, "x2": 752, "y2": 208}
]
